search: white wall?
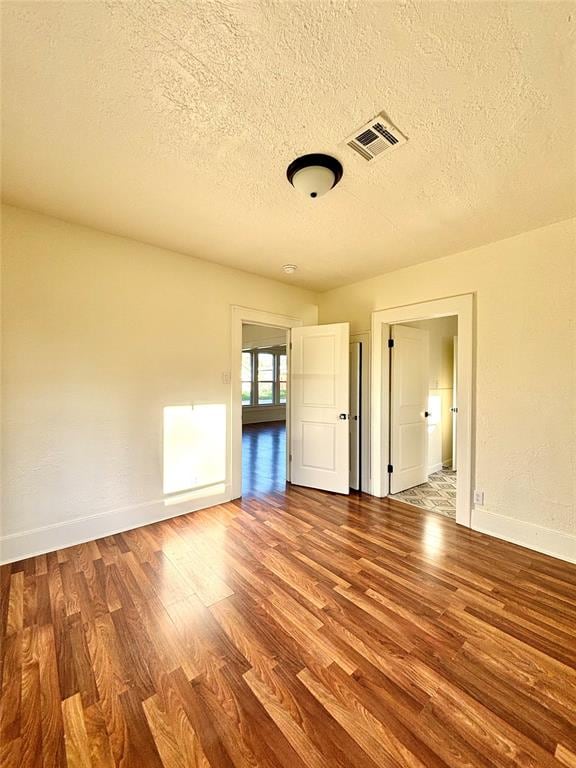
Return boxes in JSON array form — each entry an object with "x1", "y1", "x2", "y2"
[
  {"x1": 0, "y1": 205, "x2": 317, "y2": 562},
  {"x1": 319, "y1": 218, "x2": 576, "y2": 560}
]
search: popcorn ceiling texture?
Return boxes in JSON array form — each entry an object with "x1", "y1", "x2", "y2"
[{"x1": 1, "y1": 1, "x2": 575, "y2": 289}]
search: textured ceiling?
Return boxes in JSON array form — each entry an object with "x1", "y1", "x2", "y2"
[{"x1": 2, "y1": 1, "x2": 575, "y2": 290}]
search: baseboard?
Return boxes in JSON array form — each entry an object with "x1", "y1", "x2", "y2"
[
  {"x1": 0, "y1": 484, "x2": 232, "y2": 565},
  {"x1": 5, "y1": 493, "x2": 573, "y2": 566},
  {"x1": 428, "y1": 462, "x2": 444, "y2": 474},
  {"x1": 472, "y1": 507, "x2": 576, "y2": 564}
]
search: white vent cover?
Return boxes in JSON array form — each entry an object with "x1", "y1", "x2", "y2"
[{"x1": 343, "y1": 114, "x2": 407, "y2": 162}]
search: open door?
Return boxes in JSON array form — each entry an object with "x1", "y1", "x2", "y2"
[
  {"x1": 290, "y1": 323, "x2": 350, "y2": 494},
  {"x1": 390, "y1": 324, "x2": 429, "y2": 494}
]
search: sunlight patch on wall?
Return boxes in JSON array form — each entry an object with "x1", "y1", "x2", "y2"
[{"x1": 163, "y1": 404, "x2": 226, "y2": 495}]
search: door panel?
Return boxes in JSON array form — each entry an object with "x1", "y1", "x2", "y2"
[
  {"x1": 390, "y1": 325, "x2": 429, "y2": 494},
  {"x1": 301, "y1": 422, "x2": 336, "y2": 469},
  {"x1": 291, "y1": 323, "x2": 350, "y2": 494},
  {"x1": 302, "y1": 335, "x2": 336, "y2": 405}
]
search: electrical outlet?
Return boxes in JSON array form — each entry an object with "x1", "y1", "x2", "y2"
[{"x1": 473, "y1": 490, "x2": 484, "y2": 506}]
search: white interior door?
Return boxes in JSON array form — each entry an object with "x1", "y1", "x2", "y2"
[
  {"x1": 290, "y1": 323, "x2": 350, "y2": 494},
  {"x1": 349, "y1": 342, "x2": 361, "y2": 490},
  {"x1": 390, "y1": 324, "x2": 429, "y2": 494}
]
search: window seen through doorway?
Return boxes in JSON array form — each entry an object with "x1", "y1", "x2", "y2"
[{"x1": 242, "y1": 348, "x2": 287, "y2": 406}]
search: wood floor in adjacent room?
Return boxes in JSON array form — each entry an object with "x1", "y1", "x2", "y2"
[{"x1": 1, "y1": 487, "x2": 575, "y2": 768}]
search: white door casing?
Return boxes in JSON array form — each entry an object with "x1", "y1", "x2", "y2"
[
  {"x1": 390, "y1": 324, "x2": 430, "y2": 494},
  {"x1": 349, "y1": 341, "x2": 361, "y2": 491},
  {"x1": 290, "y1": 323, "x2": 350, "y2": 494}
]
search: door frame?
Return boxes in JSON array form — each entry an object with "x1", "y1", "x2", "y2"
[
  {"x1": 230, "y1": 305, "x2": 303, "y2": 499},
  {"x1": 370, "y1": 294, "x2": 474, "y2": 527},
  {"x1": 351, "y1": 332, "x2": 371, "y2": 493}
]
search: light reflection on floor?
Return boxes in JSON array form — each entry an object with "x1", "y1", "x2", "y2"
[{"x1": 242, "y1": 421, "x2": 286, "y2": 496}]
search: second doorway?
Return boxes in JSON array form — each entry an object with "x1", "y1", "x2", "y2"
[{"x1": 388, "y1": 315, "x2": 458, "y2": 518}]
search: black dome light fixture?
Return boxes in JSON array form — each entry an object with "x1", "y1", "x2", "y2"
[{"x1": 286, "y1": 153, "x2": 343, "y2": 199}]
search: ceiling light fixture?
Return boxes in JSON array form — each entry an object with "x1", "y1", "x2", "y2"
[
  {"x1": 282, "y1": 264, "x2": 298, "y2": 274},
  {"x1": 286, "y1": 153, "x2": 343, "y2": 199}
]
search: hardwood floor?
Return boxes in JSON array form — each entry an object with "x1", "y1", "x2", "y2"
[
  {"x1": 1, "y1": 486, "x2": 575, "y2": 767},
  {"x1": 242, "y1": 421, "x2": 286, "y2": 495}
]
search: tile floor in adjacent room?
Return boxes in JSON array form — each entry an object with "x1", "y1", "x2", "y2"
[{"x1": 391, "y1": 468, "x2": 457, "y2": 519}]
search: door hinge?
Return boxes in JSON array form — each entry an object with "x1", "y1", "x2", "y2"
[
  {"x1": 289, "y1": 453, "x2": 292, "y2": 462},
  {"x1": 388, "y1": 338, "x2": 394, "y2": 348},
  {"x1": 289, "y1": 342, "x2": 293, "y2": 350},
  {"x1": 387, "y1": 464, "x2": 393, "y2": 473}
]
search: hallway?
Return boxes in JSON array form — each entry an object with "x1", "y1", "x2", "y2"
[{"x1": 242, "y1": 421, "x2": 286, "y2": 496}]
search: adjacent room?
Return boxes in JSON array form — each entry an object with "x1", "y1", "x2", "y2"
[
  {"x1": 1, "y1": 2, "x2": 575, "y2": 767},
  {"x1": 390, "y1": 316, "x2": 458, "y2": 518}
]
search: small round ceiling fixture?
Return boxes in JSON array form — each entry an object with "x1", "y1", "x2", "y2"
[
  {"x1": 282, "y1": 264, "x2": 298, "y2": 274},
  {"x1": 286, "y1": 153, "x2": 343, "y2": 199}
]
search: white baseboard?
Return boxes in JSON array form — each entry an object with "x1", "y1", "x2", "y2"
[
  {"x1": 472, "y1": 507, "x2": 576, "y2": 564},
  {"x1": 5, "y1": 493, "x2": 573, "y2": 567},
  {"x1": 0, "y1": 484, "x2": 233, "y2": 565},
  {"x1": 428, "y1": 462, "x2": 444, "y2": 474}
]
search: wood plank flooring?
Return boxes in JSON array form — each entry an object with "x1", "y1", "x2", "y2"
[{"x1": 1, "y1": 486, "x2": 575, "y2": 767}]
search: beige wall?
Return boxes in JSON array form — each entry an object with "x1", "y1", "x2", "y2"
[
  {"x1": 319, "y1": 218, "x2": 576, "y2": 540},
  {"x1": 0, "y1": 205, "x2": 317, "y2": 559},
  {"x1": 2, "y1": 205, "x2": 574, "y2": 562}
]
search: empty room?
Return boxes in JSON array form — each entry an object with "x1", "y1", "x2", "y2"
[{"x1": 1, "y1": 2, "x2": 575, "y2": 767}]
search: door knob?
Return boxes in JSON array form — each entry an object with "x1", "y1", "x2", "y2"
[
  {"x1": 339, "y1": 413, "x2": 348, "y2": 420},
  {"x1": 424, "y1": 411, "x2": 431, "y2": 418}
]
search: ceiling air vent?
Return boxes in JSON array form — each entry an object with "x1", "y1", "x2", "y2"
[{"x1": 343, "y1": 114, "x2": 407, "y2": 162}]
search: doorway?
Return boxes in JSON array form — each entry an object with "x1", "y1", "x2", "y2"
[
  {"x1": 370, "y1": 294, "x2": 473, "y2": 527},
  {"x1": 231, "y1": 308, "x2": 355, "y2": 500},
  {"x1": 241, "y1": 324, "x2": 288, "y2": 495},
  {"x1": 388, "y1": 316, "x2": 458, "y2": 519},
  {"x1": 231, "y1": 306, "x2": 302, "y2": 500}
]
